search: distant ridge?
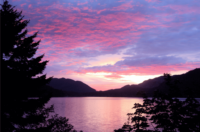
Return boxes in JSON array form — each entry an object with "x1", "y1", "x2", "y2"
[
  {"x1": 86, "y1": 68, "x2": 200, "y2": 97},
  {"x1": 47, "y1": 78, "x2": 96, "y2": 93},
  {"x1": 44, "y1": 68, "x2": 200, "y2": 97},
  {"x1": 137, "y1": 76, "x2": 165, "y2": 89},
  {"x1": 154, "y1": 68, "x2": 200, "y2": 96}
]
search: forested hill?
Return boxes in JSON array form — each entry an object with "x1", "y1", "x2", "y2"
[
  {"x1": 47, "y1": 78, "x2": 96, "y2": 93},
  {"x1": 85, "y1": 68, "x2": 200, "y2": 97},
  {"x1": 43, "y1": 68, "x2": 200, "y2": 97},
  {"x1": 153, "y1": 68, "x2": 200, "y2": 97}
]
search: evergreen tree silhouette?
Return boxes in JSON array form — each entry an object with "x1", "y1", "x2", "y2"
[
  {"x1": 115, "y1": 73, "x2": 200, "y2": 132},
  {"x1": 1, "y1": 0, "x2": 80, "y2": 131}
]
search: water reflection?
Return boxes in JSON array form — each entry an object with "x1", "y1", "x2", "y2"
[
  {"x1": 46, "y1": 97, "x2": 200, "y2": 132},
  {"x1": 46, "y1": 97, "x2": 144, "y2": 132}
]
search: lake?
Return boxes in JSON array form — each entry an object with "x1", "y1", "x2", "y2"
[{"x1": 45, "y1": 97, "x2": 200, "y2": 132}]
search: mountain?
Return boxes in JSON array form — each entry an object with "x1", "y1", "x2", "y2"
[
  {"x1": 137, "y1": 76, "x2": 165, "y2": 88},
  {"x1": 85, "y1": 84, "x2": 143, "y2": 97},
  {"x1": 43, "y1": 68, "x2": 200, "y2": 97},
  {"x1": 154, "y1": 68, "x2": 200, "y2": 97},
  {"x1": 47, "y1": 78, "x2": 96, "y2": 93},
  {"x1": 87, "y1": 68, "x2": 200, "y2": 97},
  {"x1": 41, "y1": 85, "x2": 90, "y2": 97},
  {"x1": 41, "y1": 85, "x2": 70, "y2": 97}
]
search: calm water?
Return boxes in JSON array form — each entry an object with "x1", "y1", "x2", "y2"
[{"x1": 45, "y1": 97, "x2": 200, "y2": 132}]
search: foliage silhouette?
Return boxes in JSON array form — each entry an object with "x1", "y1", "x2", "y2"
[
  {"x1": 1, "y1": 0, "x2": 81, "y2": 131},
  {"x1": 115, "y1": 73, "x2": 200, "y2": 132}
]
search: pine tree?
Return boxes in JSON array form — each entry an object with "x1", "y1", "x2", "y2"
[
  {"x1": 115, "y1": 73, "x2": 200, "y2": 132},
  {"x1": 1, "y1": 0, "x2": 78, "y2": 131}
]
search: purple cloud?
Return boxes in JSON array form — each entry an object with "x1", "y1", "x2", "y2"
[{"x1": 4, "y1": 0, "x2": 200, "y2": 90}]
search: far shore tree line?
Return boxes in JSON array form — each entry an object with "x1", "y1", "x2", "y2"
[{"x1": 1, "y1": 0, "x2": 200, "y2": 132}]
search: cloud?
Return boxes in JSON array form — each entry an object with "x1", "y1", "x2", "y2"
[
  {"x1": 104, "y1": 73, "x2": 122, "y2": 79},
  {"x1": 145, "y1": 0, "x2": 160, "y2": 3},
  {"x1": 115, "y1": 56, "x2": 186, "y2": 67},
  {"x1": 20, "y1": 3, "x2": 26, "y2": 7},
  {"x1": 124, "y1": 21, "x2": 200, "y2": 58},
  {"x1": 97, "y1": 9, "x2": 107, "y2": 14},
  {"x1": 76, "y1": 62, "x2": 200, "y2": 76},
  {"x1": 77, "y1": 1, "x2": 88, "y2": 6},
  {"x1": 8, "y1": 0, "x2": 200, "y2": 90},
  {"x1": 28, "y1": 4, "x2": 32, "y2": 8}
]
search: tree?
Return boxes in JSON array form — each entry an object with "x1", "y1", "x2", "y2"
[
  {"x1": 115, "y1": 73, "x2": 200, "y2": 132},
  {"x1": 1, "y1": 0, "x2": 79, "y2": 131},
  {"x1": 148, "y1": 74, "x2": 200, "y2": 132}
]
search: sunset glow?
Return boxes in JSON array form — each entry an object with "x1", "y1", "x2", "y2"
[{"x1": 7, "y1": 0, "x2": 200, "y2": 91}]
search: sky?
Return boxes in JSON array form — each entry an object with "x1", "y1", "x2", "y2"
[{"x1": 5, "y1": 0, "x2": 200, "y2": 91}]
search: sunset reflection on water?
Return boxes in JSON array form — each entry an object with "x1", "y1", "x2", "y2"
[
  {"x1": 46, "y1": 97, "x2": 144, "y2": 132},
  {"x1": 46, "y1": 97, "x2": 200, "y2": 132}
]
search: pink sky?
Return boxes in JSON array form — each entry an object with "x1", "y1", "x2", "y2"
[{"x1": 6, "y1": 0, "x2": 200, "y2": 91}]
